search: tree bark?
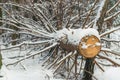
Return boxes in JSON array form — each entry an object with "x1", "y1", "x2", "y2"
[{"x1": 82, "y1": 58, "x2": 95, "y2": 80}]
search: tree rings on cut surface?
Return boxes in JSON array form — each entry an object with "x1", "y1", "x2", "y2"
[{"x1": 79, "y1": 35, "x2": 101, "y2": 58}]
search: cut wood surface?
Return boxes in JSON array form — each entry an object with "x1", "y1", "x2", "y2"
[{"x1": 79, "y1": 35, "x2": 101, "y2": 58}]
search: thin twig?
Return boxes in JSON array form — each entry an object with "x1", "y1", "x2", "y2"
[
  {"x1": 82, "y1": 0, "x2": 98, "y2": 28},
  {"x1": 94, "y1": 60, "x2": 104, "y2": 72},
  {"x1": 98, "y1": 54, "x2": 120, "y2": 66}
]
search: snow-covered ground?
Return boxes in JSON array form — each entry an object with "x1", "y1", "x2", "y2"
[
  {"x1": 0, "y1": 47, "x2": 64, "y2": 80},
  {"x1": 1, "y1": 60, "x2": 120, "y2": 80},
  {"x1": 0, "y1": 64, "x2": 66, "y2": 80},
  {"x1": 94, "y1": 67, "x2": 120, "y2": 80},
  {"x1": 0, "y1": 65, "x2": 54, "y2": 80}
]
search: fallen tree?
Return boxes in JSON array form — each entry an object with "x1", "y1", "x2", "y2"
[{"x1": 0, "y1": 0, "x2": 120, "y2": 80}]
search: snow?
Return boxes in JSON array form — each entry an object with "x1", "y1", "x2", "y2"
[
  {"x1": 81, "y1": 42, "x2": 101, "y2": 49},
  {"x1": 0, "y1": 64, "x2": 64, "y2": 80},
  {"x1": 81, "y1": 43, "x2": 88, "y2": 49},
  {"x1": 104, "y1": 67, "x2": 120, "y2": 80},
  {"x1": 95, "y1": 67, "x2": 120, "y2": 80},
  {"x1": 53, "y1": 28, "x2": 100, "y2": 45},
  {"x1": 95, "y1": 42, "x2": 101, "y2": 46},
  {"x1": 1, "y1": 50, "x2": 120, "y2": 80},
  {"x1": 0, "y1": 44, "x2": 63, "y2": 80}
]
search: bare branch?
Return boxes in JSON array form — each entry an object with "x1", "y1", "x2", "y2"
[
  {"x1": 101, "y1": 38, "x2": 120, "y2": 42},
  {"x1": 94, "y1": 60, "x2": 104, "y2": 72},
  {"x1": 105, "y1": 11, "x2": 120, "y2": 21},
  {"x1": 2, "y1": 40, "x2": 53, "y2": 50},
  {"x1": 0, "y1": 2, "x2": 56, "y2": 32},
  {"x1": 0, "y1": 27, "x2": 15, "y2": 32},
  {"x1": 82, "y1": 0, "x2": 98, "y2": 28},
  {"x1": 106, "y1": 0, "x2": 120, "y2": 14},
  {"x1": 100, "y1": 26, "x2": 120, "y2": 37},
  {"x1": 98, "y1": 54, "x2": 120, "y2": 66},
  {"x1": 6, "y1": 42, "x2": 58, "y2": 66},
  {"x1": 56, "y1": 51, "x2": 77, "y2": 65},
  {"x1": 101, "y1": 47, "x2": 120, "y2": 56}
]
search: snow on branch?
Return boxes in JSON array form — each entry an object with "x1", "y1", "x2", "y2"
[
  {"x1": 0, "y1": 27, "x2": 15, "y2": 32},
  {"x1": 101, "y1": 38, "x2": 120, "y2": 42},
  {"x1": 6, "y1": 42, "x2": 58, "y2": 66},
  {"x1": 0, "y1": 2, "x2": 55, "y2": 33},
  {"x1": 93, "y1": 0, "x2": 107, "y2": 29},
  {"x1": 1, "y1": 40, "x2": 54, "y2": 51},
  {"x1": 33, "y1": 5, "x2": 56, "y2": 32},
  {"x1": 100, "y1": 26, "x2": 120, "y2": 37},
  {"x1": 56, "y1": 51, "x2": 77, "y2": 65},
  {"x1": 82, "y1": 0, "x2": 98, "y2": 28},
  {"x1": 18, "y1": 31, "x2": 54, "y2": 38},
  {"x1": 101, "y1": 47, "x2": 120, "y2": 56},
  {"x1": 98, "y1": 54, "x2": 120, "y2": 66},
  {"x1": 0, "y1": 3, "x2": 32, "y2": 12},
  {"x1": 54, "y1": 28, "x2": 100, "y2": 45},
  {"x1": 104, "y1": 11, "x2": 120, "y2": 21},
  {"x1": 106, "y1": 0, "x2": 120, "y2": 14},
  {"x1": 1, "y1": 17, "x2": 53, "y2": 38}
]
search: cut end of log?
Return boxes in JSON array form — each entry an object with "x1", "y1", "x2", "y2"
[{"x1": 79, "y1": 35, "x2": 101, "y2": 58}]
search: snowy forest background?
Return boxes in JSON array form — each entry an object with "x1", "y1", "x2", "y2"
[{"x1": 0, "y1": 0, "x2": 120, "y2": 80}]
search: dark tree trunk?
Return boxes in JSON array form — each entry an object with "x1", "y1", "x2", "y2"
[{"x1": 82, "y1": 58, "x2": 95, "y2": 80}]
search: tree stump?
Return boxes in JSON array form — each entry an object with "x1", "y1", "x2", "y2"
[
  {"x1": 78, "y1": 35, "x2": 101, "y2": 80},
  {"x1": 79, "y1": 35, "x2": 101, "y2": 58}
]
